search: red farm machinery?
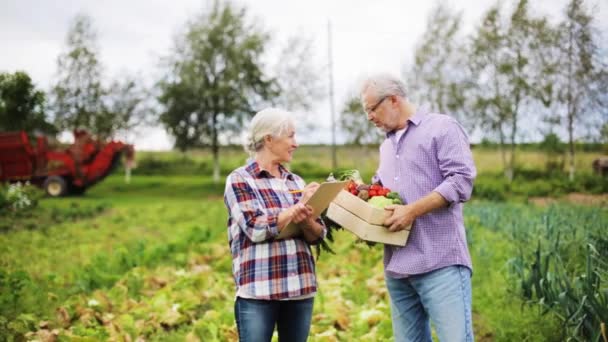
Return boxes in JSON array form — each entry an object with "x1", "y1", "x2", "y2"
[{"x1": 0, "y1": 130, "x2": 134, "y2": 197}]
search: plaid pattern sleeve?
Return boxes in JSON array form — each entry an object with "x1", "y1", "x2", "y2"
[{"x1": 223, "y1": 161, "x2": 322, "y2": 300}]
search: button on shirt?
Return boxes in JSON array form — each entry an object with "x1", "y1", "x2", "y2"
[
  {"x1": 224, "y1": 161, "x2": 325, "y2": 300},
  {"x1": 374, "y1": 107, "x2": 477, "y2": 278}
]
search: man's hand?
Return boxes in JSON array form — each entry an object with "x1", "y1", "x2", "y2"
[{"x1": 383, "y1": 204, "x2": 417, "y2": 232}]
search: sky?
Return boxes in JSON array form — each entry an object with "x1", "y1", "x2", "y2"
[{"x1": 1, "y1": 0, "x2": 607, "y2": 150}]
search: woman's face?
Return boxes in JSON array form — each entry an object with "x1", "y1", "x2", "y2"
[{"x1": 266, "y1": 126, "x2": 298, "y2": 163}]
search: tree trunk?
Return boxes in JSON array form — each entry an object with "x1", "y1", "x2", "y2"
[
  {"x1": 568, "y1": 106, "x2": 575, "y2": 181},
  {"x1": 507, "y1": 134, "x2": 515, "y2": 183},
  {"x1": 567, "y1": 27, "x2": 575, "y2": 182},
  {"x1": 499, "y1": 127, "x2": 509, "y2": 180},
  {"x1": 212, "y1": 112, "x2": 220, "y2": 184},
  {"x1": 508, "y1": 101, "x2": 519, "y2": 184}
]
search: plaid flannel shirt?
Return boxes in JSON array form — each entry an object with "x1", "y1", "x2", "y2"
[{"x1": 224, "y1": 161, "x2": 325, "y2": 300}]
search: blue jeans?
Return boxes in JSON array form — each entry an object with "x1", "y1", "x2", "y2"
[
  {"x1": 234, "y1": 297, "x2": 314, "y2": 342},
  {"x1": 385, "y1": 265, "x2": 474, "y2": 342}
]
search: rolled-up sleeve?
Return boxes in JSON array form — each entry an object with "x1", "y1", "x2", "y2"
[
  {"x1": 433, "y1": 119, "x2": 477, "y2": 204},
  {"x1": 224, "y1": 172, "x2": 280, "y2": 242}
]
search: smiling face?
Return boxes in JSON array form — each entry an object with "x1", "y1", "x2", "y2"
[{"x1": 265, "y1": 125, "x2": 298, "y2": 164}]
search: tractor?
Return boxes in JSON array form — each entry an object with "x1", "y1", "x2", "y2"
[{"x1": 0, "y1": 130, "x2": 134, "y2": 196}]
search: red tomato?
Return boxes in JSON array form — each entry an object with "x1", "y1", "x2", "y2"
[{"x1": 369, "y1": 190, "x2": 377, "y2": 197}]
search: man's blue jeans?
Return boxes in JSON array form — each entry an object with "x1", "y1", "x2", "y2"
[
  {"x1": 385, "y1": 265, "x2": 474, "y2": 342},
  {"x1": 234, "y1": 297, "x2": 314, "y2": 342}
]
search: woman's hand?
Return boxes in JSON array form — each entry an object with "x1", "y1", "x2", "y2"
[
  {"x1": 299, "y1": 211, "x2": 324, "y2": 242},
  {"x1": 300, "y1": 182, "x2": 320, "y2": 203},
  {"x1": 291, "y1": 203, "x2": 313, "y2": 224}
]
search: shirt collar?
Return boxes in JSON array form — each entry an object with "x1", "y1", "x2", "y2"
[
  {"x1": 386, "y1": 106, "x2": 427, "y2": 138},
  {"x1": 246, "y1": 159, "x2": 294, "y2": 180},
  {"x1": 408, "y1": 105, "x2": 428, "y2": 126}
]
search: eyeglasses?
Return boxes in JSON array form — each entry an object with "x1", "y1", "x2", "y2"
[{"x1": 365, "y1": 96, "x2": 389, "y2": 114}]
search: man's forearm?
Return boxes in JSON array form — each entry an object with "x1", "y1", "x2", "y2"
[{"x1": 411, "y1": 191, "x2": 449, "y2": 217}]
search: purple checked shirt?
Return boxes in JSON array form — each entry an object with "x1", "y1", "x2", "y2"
[{"x1": 374, "y1": 107, "x2": 477, "y2": 278}]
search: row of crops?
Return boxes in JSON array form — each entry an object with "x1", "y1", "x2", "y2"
[
  {"x1": 465, "y1": 203, "x2": 607, "y2": 341},
  {"x1": 0, "y1": 176, "x2": 606, "y2": 341}
]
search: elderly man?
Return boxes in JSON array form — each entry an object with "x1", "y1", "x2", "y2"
[{"x1": 360, "y1": 73, "x2": 477, "y2": 342}]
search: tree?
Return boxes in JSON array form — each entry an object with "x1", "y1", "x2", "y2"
[
  {"x1": 0, "y1": 71, "x2": 55, "y2": 134},
  {"x1": 339, "y1": 96, "x2": 383, "y2": 145},
  {"x1": 50, "y1": 14, "x2": 151, "y2": 140},
  {"x1": 272, "y1": 35, "x2": 325, "y2": 111},
  {"x1": 406, "y1": 2, "x2": 471, "y2": 128},
  {"x1": 502, "y1": 0, "x2": 553, "y2": 180},
  {"x1": 100, "y1": 75, "x2": 151, "y2": 138},
  {"x1": 468, "y1": 0, "x2": 553, "y2": 181},
  {"x1": 468, "y1": 5, "x2": 512, "y2": 179},
  {"x1": 601, "y1": 122, "x2": 608, "y2": 144},
  {"x1": 554, "y1": 0, "x2": 608, "y2": 180},
  {"x1": 539, "y1": 132, "x2": 565, "y2": 173},
  {"x1": 158, "y1": 1, "x2": 277, "y2": 183},
  {"x1": 50, "y1": 14, "x2": 105, "y2": 136},
  {"x1": 270, "y1": 35, "x2": 326, "y2": 135}
]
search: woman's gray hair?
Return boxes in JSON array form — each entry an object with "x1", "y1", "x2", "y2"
[
  {"x1": 359, "y1": 73, "x2": 408, "y2": 101},
  {"x1": 244, "y1": 107, "x2": 295, "y2": 156}
]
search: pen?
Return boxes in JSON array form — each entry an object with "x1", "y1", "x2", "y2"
[{"x1": 289, "y1": 190, "x2": 303, "y2": 194}]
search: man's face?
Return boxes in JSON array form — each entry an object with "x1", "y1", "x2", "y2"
[{"x1": 361, "y1": 89, "x2": 398, "y2": 132}]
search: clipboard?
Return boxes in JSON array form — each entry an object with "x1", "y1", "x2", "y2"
[{"x1": 276, "y1": 180, "x2": 349, "y2": 239}]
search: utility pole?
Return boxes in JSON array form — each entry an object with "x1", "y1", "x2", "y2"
[{"x1": 328, "y1": 19, "x2": 337, "y2": 170}]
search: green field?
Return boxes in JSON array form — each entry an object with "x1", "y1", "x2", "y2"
[{"x1": 1, "y1": 147, "x2": 607, "y2": 341}]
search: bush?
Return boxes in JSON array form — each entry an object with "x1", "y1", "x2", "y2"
[
  {"x1": 134, "y1": 155, "x2": 209, "y2": 175},
  {"x1": 290, "y1": 161, "x2": 331, "y2": 179},
  {"x1": 472, "y1": 169, "x2": 607, "y2": 201},
  {"x1": 472, "y1": 175, "x2": 508, "y2": 201},
  {"x1": 0, "y1": 182, "x2": 42, "y2": 212}
]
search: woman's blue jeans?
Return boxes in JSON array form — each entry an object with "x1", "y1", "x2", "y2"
[
  {"x1": 385, "y1": 265, "x2": 474, "y2": 342},
  {"x1": 234, "y1": 297, "x2": 314, "y2": 342}
]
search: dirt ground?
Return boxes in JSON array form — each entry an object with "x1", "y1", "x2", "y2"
[{"x1": 528, "y1": 193, "x2": 608, "y2": 207}]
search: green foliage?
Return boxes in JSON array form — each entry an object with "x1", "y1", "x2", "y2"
[
  {"x1": 50, "y1": 14, "x2": 147, "y2": 139},
  {"x1": 468, "y1": 0, "x2": 557, "y2": 181},
  {"x1": 473, "y1": 168, "x2": 608, "y2": 200},
  {"x1": 290, "y1": 160, "x2": 331, "y2": 179},
  {"x1": 539, "y1": 132, "x2": 565, "y2": 154},
  {"x1": 1, "y1": 144, "x2": 606, "y2": 340},
  {"x1": 406, "y1": 2, "x2": 471, "y2": 127},
  {"x1": 0, "y1": 187, "x2": 109, "y2": 232},
  {"x1": 135, "y1": 155, "x2": 212, "y2": 175},
  {"x1": 0, "y1": 183, "x2": 45, "y2": 231},
  {"x1": 467, "y1": 203, "x2": 608, "y2": 341},
  {"x1": 339, "y1": 96, "x2": 383, "y2": 145},
  {"x1": 540, "y1": 133, "x2": 566, "y2": 173},
  {"x1": 271, "y1": 35, "x2": 325, "y2": 114},
  {"x1": 471, "y1": 174, "x2": 509, "y2": 201},
  {"x1": 464, "y1": 212, "x2": 563, "y2": 340},
  {"x1": 555, "y1": 0, "x2": 608, "y2": 149},
  {"x1": 51, "y1": 13, "x2": 105, "y2": 135},
  {"x1": 0, "y1": 71, "x2": 55, "y2": 134},
  {"x1": 0, "y1": 182, "x2": 41, "y2": 211},
  {"x1": 158, "y1": 1, "x2": 276, "y2": 153}
]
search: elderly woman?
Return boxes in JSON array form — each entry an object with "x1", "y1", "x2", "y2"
[{"x1": 223, "y1": 108, "x2": 326, "y2": 342}]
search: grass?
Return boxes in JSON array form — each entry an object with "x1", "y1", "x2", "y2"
[
  {"x1": 1, "y1": 145, "x2": 605, "y2": 340},
  {"x1": 133, "y1": 145, "x2": 603, "y2": 181},
  {"x1": 3, "y1": 171, "x2": 594, "y2": 341}
]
